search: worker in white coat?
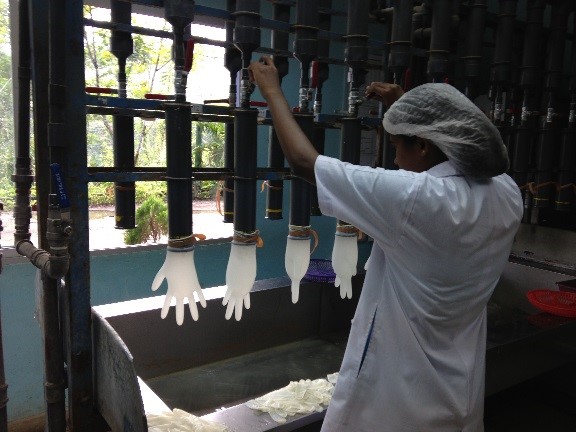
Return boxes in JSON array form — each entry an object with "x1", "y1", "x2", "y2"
[{"x1": 249, "y1": 57, "x2": 523, "y2": 432}]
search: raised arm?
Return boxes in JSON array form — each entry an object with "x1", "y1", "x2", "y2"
[{"x1": 248, "y1": 57, "x2": 318, "y2": 184}]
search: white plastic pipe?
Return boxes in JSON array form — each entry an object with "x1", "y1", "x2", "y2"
[
  {"x1": 151, "y1": 246, "x2": 207, "y2": 325},
  {"x1": 223, "y1": 242, "x2": 257, "y2": 321},
  {"x1": 331, "y1": 231, "x2": 358, "y2": 299},
  {"x1": 285, "y1": 236, "x2": 311, "y2": 304}
]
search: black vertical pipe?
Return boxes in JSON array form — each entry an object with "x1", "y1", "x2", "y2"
[
  {"x1": 234, "y1": 0, "x2": 261, "y2": 109},
  {"x1": 12, "y1": 0, "x2": 34, "y2": 245},
  {"x1": 427, "y1": 0, "x2": 452, "y2": 83},
  {"x1": 223, "y1": 0, "x2": 242, "y2": 223},
  {"x1": 512, "y1": 0, "x2": 545, "y2": 216},
  {"x1": 293, "y1": 0, "x2": 319, "y2": 112},
  {"x1": 462, "y1": 0, "x2": 487, "y2": 99},
  {"x1": 165, "y1": 0, "x2": 195, "y2": 103},
  {"x1": 290, "y1": 0, "x2": 318, "y2": 228},
  {"x1": 266, "y1": 2, "x2": 290, "y2": 220},
  {"x1": 389, "y1": 0, "x2": 414, "y2": 87},
  {"x1": 111, "y1": 0, "x2": 135, "y2": 229},
  {"x1": 232, "y1": 0, "x2": 260, "y2": 234},
  {"x1": 533, "y1": 0, "x2": 570, "y2": 209},
  {"x1": 166, "y1": 104, "x2": 193, "y2": 239},
  {"x1": 233, "y1": 109, "x2": 258, "y2": 232},
  {"x1": 310, "y1": 0, "x2": 332, "y2": 216},
  {"x1": 556, "y1": 11, "x2": 576, "y2": 210},
  {"x1": 489, "y1": 0, "x2": 518, "y2": 125}
]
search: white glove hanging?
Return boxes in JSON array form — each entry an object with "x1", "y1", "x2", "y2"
[
  {"x1": 223, "y1": 238, "x2": 257, "y2": 321},
  {"x1": 151, "y1": 245, "x2": 207, "y2": 325},
  {"x1": 331, "y1": 226, "x2": 358, "y2": 300},
  {"x1": 285, "y1": 227, "x2": 312, "y2": 304}
]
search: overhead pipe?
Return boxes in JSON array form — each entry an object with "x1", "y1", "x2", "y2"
[
  {"x1": 427, "y1": 0, "x2": 452, "y2": 83},
  {"x1": 265, "y1": 1, "x2": 291, "y2": 221},
  {"x1": 380, "y1": 0, "x2": 413, "y2": 169},
  {"x1": 489, "y1": 0, "x2": 518, "y2": 130},
  {"x1": 223, "y1": 0, "x2": 261, "y2": 320},
  {"x1": 533, "y1": 0, "x2": 570, "y2": 210},
  {"x1": 329, "y1": 0, "x2": 370, "y2": 301},
  {"x1": 310, "y1": 0, "x2": 333, "y2": 216},
  {"x1": 285, "y1": 0, "x2": 319, "y2": 303},
  {"x1": 151, "y1": 0, "x2": 208, "y2": 326},
  {"x1": 555, "y1": 10, "x2": 576, "y2": 211},
  {"x1": 222, "y1": 0, "x2": 242, "y2": 223},
  {"x1": 462, "y1": 0, "x2": 487, "y2": 99},
  {"x1": 110, "y1": 0, "x2": 136, "y2": 229},
  {"x1": 511, "y1": 0, "x2": 545, "y2": 222}
]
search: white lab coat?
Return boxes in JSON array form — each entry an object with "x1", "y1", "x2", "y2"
[{"x1": 314, "y1": 156, "x2": 523, "y2": 432}]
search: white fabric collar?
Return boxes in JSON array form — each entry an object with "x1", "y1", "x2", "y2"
[{"x1": 426, "y1": 161, "x2": 460, "y2": 178}]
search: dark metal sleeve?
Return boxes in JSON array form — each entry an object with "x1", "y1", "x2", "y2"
[
  {"x1": 165, "y1": 103, "x2": 193, "y2": 239},
  {"x1": 289, "y1": 114, "x2": 314, "y2": 227}
]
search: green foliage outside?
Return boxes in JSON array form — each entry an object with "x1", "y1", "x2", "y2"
[
  {"x1": 0, "y1": 3, "x2": 225, "y2": 214},
  {"x1": 124, "y1": 196, "x2": 168, "y2": 244}
]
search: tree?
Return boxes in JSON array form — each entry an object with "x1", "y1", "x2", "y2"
[{"x1": 124, "y1": 196, "x2": 168, "y2": 244}]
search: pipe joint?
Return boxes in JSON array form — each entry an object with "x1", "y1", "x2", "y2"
[{"x1": 299, "y1": 87, "x2": 313, "y2": 111}]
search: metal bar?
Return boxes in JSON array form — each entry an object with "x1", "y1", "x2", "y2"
[{"x1": 63, "y1": 1, "x2": 108, "y2": 430}]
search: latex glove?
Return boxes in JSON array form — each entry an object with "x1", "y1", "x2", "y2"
[
  {"x1": 285, "y1": 236, "x2": 311, "y2": 304},
  {"x1": 331, "y1": 233, "x2": 358, "y2": 299},
  {"x1": 151, "y1": 247, "x2": 207, "y2": 325},
  {"x1": 223, "y1": 242, "x2": 257, "y2": 321}
]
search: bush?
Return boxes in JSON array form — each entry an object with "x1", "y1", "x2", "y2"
[{"x1": 124, "y1": 196, "x2": 168, "y2": 245}]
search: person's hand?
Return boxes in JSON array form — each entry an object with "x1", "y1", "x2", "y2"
[
  {"x1": 223, "y1": 242, "x2": 257, "y2": 321},
  {"x1": 151, "y1": 247, "x2": 207, "y2": 325},
  {"x1": 248, "y1": 56, "x2": 282, "y2": 100},
  {"x1": 365, "y1": 82, "x2": 404, "y2": 107}
]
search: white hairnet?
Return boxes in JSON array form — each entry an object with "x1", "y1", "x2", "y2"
[{"x1": 383, "y1": 83, "x2": 509, "y2": 178}]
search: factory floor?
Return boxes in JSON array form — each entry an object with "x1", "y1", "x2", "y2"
[{"x1": 484, "y1": 364, "x2": 576, "y2": 432}]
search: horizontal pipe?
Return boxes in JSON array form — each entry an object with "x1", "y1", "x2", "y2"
[{"x1": 16, "y1": 240, "x2": 69, "y2": 279}]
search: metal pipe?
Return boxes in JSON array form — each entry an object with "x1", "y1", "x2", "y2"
[
  {"x1": 12, "y1": 0, "x2": 33, "y2": 245},
  {"x1": 533, "y1": 0, "x2": 570, "y2": 209},
  {"x1": 550, "y1": 2, "x2": 575, "y2": 212},
  {"x1": 223, "y1": 0, "x2": 242, "y2": 223},
  {"x1": 310, "y1": 0, "x2": 332, "y2": 216},
  {"x1": 165, "y1": 0, "x2": 195, "y2": 102},
  {"x1": 233, "y1": 109, "x2": 258, "y2": 233},
  {"x1": 389, "y1": 0, "x2": 414, "y2": 87},
  {"x1": 234, "y1": 0, "x2": 261, "y2": 109},
  {"x1": 293, "y1": 0, "x2": 319, "y2": 113},
  {"x1": 232, "y1": 0, "x2": 260, "y2": 235},
  {"x1": 462, "y1": 0, "x2": 487, "y2": 99},
  {"x1": 427, "y1": 0, "x2": 453, "y2": 83},
  {"x1": 165, "y1": 104, "x2": 193, "y2": 239},
  {"x1": 489, "y1": 0, "x2": 518, "y2": 125},
  {"x1": 265, "y1": 1, "x2": 291, "y2": 220},
  {"x1": 511, "y1": 0, "x2": 545, "y2": 221},
  {"x1": 111, "y1": 0, "x2": 136, "y2": 229}
]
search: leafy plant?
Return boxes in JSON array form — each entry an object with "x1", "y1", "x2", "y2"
[{"x1": 124, "y1": 196, "x2": 168, "y2": 244}]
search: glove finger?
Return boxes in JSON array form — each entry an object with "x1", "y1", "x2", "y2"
[
  {"x1": 334, "y1": 276, "x2": 341, "y2": 288},
  {"x1": 291, "y1": 282, "x2": 299, "y2": 304},
  {"x1": 222, "y1": 289, "x2": 231, "y2": 306},
  {"x1": 225, "y1": 300, "x2": 234, "y2": 320},
  {"x1": 175, "y1": 298, "x2": 184, "y2": 326},
  {"x1": 340, "y1": 283, "x2": 346, "y2": 299},
  {"x1": 161, "y1": 294, "x2": 172, "y2": 319},
  {"x1": 244, "y1": 293, "x2": 251, "y2": 310},
  {"x1": 346, "y1": 282, "x2": 353, "y2": 299},
  {"x1": 188, "y1": 299, "x2": 199, "y2": 321},
  {"x1": 235, "y1": 302, "x2": 243, "y2": 321},
  {"x1": 151, "y1": 266, "x2": 166, "y2": 292},
  {"x1": 196, "y1": 288, "x2": 207, "y2": 308}
]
